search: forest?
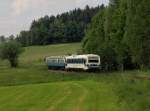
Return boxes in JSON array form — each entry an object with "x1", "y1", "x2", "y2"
[
  {"x1": 13, "y1": 5, "x2": 101, "y2": 46},
  {"x1": 83, "y1": 0, "x2": 150, "y2": 71}
]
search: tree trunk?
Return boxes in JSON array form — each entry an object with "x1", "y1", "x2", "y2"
[
  {"x1": 118, "y1": 62, "x2": 124, "y2": 71},
  {"x1": 9, "y1": 59, "x2": 18, "y2": 68}
]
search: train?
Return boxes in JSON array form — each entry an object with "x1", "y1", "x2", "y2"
[{"x1": 45, "y1": 54, "x2": 101, "y2": 71}]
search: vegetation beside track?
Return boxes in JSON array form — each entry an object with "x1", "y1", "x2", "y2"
[{"x1": 0, "y1": 43, "x2": 150, "y2": 111}]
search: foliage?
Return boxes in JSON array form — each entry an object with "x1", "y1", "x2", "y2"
[
  {"x1": 0, "y1": 41, "x2": 24, "y2": 68},
  {"x1": 124, "y1": 0, "x2": 150, "y2": 69},
  {"x1": 83, "y1": 6, "x2": 118, "y2": 71},
  {"x1": 83, "y1": 0, "x2": 150, "y2": 71}
]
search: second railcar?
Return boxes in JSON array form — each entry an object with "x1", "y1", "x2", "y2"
[{"x1": 45, "y1": 56, "x2": 66, "y2": 69}]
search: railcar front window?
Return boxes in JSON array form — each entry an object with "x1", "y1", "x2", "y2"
[{"x1": 88, "y1": 60, "x2": 99, "y2": 63}]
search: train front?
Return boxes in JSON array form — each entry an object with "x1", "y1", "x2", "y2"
[{"x1": 86, "y1": 54, "x2": 101, "y2": 70}]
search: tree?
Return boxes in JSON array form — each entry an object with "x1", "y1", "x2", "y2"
[
  {"x1": 0, "y1": 35, "x2": 6, "y2": 43},
  {"x1": 103, "y1": 0, "x2": 133, "y2": 71},
  {"x1": 9, "y1": 35, "x2": 15, "y2": 41},
  {"x1": 16, "y1": 31, "x2": 32, "y2": 46},
  {"x1": 0, "y1": 41, "x2": 24, "y2": 68},
  {"x1": 83, "y1": 5, "x2": 105, "y2": 54},
  {"x1": 83, "y1": 5, "x2": 118, "y2": 71},
  {"x1": 83, "y1": 0, "x2": 150, "y2": 71},
  {"x1": 124, "y1": 0, "x2": 150, "y2": 69}
]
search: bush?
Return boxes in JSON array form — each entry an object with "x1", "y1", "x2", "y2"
[{"x1": 0, "y1": 41, "x2": 24, "y2": 68}]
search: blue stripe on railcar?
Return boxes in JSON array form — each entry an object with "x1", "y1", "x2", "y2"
[
  {"x1": 87, "y1": 64, "x2": 100, "y2": 69},
  {"x1": 47, "y1": 63, "x2": 65, "y2": 68}
]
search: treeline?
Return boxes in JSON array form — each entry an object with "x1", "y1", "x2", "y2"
[
  {"x1": 83, "y1": 0, "x2": 150, "y2": 71},
  {"x1": 14, "y1": 5, "x2": 101, "y2": 46},
  {"x1": 0, "y1": 35, "x2": 15, "y2": 44}
]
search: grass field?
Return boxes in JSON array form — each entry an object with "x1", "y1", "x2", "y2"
[
  {"x1": 0, "y1": 43, "x2": 150, "y2": 111},
  {"x1": 0, "y1": 80, "x2": 122, "y2": 111}
]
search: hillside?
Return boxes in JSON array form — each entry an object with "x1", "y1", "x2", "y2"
[
  {"x1": 0, "y1": 43, "x2": 150, "y2": 111},
  {"x1": 21, "y1": 43, "x2": 81, "y2": 64},
  {"x1": 0, "y1": 43, "x2": 81, "y2": 86}
]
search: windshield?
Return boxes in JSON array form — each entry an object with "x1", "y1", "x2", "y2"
[
  {"x1": 88, "y1": 60, "x2": 99, "y2": 63},
  {"x1": 88, "y1": 56, "x2": 99, "y2": 63}
]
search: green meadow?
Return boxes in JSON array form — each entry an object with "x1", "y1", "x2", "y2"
[{"x1": 0, "y1": 43, "x2": 150, "y2": 111}]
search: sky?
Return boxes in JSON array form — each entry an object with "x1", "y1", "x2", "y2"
[{"x1": 0, "y1": 0, "x2": 109, "y2": 37}]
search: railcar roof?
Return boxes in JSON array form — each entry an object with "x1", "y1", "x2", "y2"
[
  {"x1": 46, "y1": 54, "x2": 99, "y2": 59},
  {"x1": 66, "y1": 54, "x2": 100, "y2": 59},
  {"x1": 46, "y1": 56, "x2": 66, "y2": 59}
]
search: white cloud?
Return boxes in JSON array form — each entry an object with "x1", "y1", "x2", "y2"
[
  {"x1": 12, "y1": 0, "x2": 54, "y2": 15},
  {"x1": 12, "y1": 0, "x2": 29, "y2": 15},
  {"x1": 12, "y1": 0, "x2": 108, "y2": 15}
]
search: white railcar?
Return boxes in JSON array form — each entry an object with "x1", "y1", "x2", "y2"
[{"x1": 65, "y1": 54, "x2": 100, "y2": 71}]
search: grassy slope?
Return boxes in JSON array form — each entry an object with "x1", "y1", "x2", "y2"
[
  {"x1": 21, "y1": 43, "x2": 81, "y2": 64},
  {"x1": 0, "y1": 43, "x2": 150, "y2": 111},
  {"x1": 0, "y1": 43, "x2": 82, "y2": 86},
  {"x1": 0, "y1": 81, "x2": 124, "y2": 111}
]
